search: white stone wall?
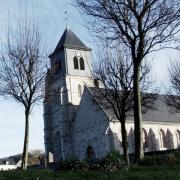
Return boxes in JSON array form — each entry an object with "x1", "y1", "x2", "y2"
[
  {"x1": 74, "y1": 87, "x2": 113, "y2": 160},
  {"x1": 0, "y1": 165, "x2": 17, "y2": 171},
  {"x1": 110, "y1": 120, "x2": 180, "y2": 154},
  {"x1": 73, "y1": 87, "x2": 180, "y2": 160},
  {"x1": 66, "y1": 75, "x2": 93, "y2": 105}
]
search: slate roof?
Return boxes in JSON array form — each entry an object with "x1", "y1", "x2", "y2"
[
  {"x1": 87, "y1": 87, "x2": 180, "y2": 124},
  {"x1": 0, "y1": 158, "x2": 17, "y2": 165},
  {"x1": 49, "y1": 28, "x2": 91, "y2": 57},
  {"x1": 0, "y1": 154, "x2": 21, "y2": 165}
]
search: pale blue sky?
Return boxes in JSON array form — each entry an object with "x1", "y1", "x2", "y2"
[
  {"x1": 0, "y1": 0, "x2": 179, "y2": 158},
  {"x1": 0, "y1": 0, "x2": 92, "y2": 158}
]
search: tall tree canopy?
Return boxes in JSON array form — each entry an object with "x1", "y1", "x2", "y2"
[
  {"x1": 93, "y1": 50, "x2": 157, "y2": 165},
  {"x1": 74, "y1": 0, "x2": 180, "y2": 161},
  {"x1": 0, "y1": 18, "x2": 47, "y2": 170},
  {"x1": 166, "y1": 60, "x2": 180, "y2": 111}
]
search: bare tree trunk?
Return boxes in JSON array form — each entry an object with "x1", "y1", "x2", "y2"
[
  {"x1": 21, "y1": 109, "x2": 30, "y2": 170},
  {"x1": 121, "y1": 120, "x2": 130, "y2": 166},
  {"x1": 133, "y1": 63, "x2": 144, "y2": 162}
]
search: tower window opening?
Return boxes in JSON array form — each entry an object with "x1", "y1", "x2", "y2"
[
  {"x1": 94, "y1": 79, "x2": 99, "y2": 88},
  {"x1": 78, "y1": 85, "x2": 82, "y2": 97},
  {"x1": 58, "y1": 60, "x2": 61, "y2": 70},
  {"x1": 58, "y1": 88, "x2": 61, "y2": 105},
  {"x1": 74, "y1": 57, "x2": 79, "y2": 69},
  {"x1": 54, "y1": 62, "x2": 58, "y2": 73},
  {"x1": 54, "y1": 60, "x2": 61, "y2": 73},
  {"x1": 80, "y1": 57, "x2": 85, "y2": 70}
]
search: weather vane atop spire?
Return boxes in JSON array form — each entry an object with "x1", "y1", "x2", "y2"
[{"x1": 64, "y1": 11, "x2": 69, "y2": 29}]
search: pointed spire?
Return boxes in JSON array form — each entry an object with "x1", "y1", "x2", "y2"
[{"x1": 49, "y1": 28, "x2": 91, "y2": 58}]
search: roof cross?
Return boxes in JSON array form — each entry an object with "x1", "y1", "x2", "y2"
[{"x1": 64, "y1": 11, "x2": 69, "y2": 28}]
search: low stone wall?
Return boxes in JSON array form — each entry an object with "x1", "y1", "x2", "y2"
[
  {"x1": 144, "y1": 149, "x2": 180, "y2": 156},
  {"x1": 0, "y1": 165, "x2": 17, "y2": 171}
]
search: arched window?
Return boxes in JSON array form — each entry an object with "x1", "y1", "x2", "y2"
[
  {"x1": 128, "y1": 128, "x2": 135, "y2": 153},
  {"x1": 86, "y1": 146, "x2": 95, "y2": 159},
  {"x1": 166, "y1": 129, "x2": 174, "y2": 149},
  {"x1": 48, "y1": 152, "x2": 54, "y2": 163},
  {"x1": 54, "y1": 60, "x2": 61, "y2": 73},
  {"x1": 176, "y1": 130, "x2": 180, "y2": 148},
  {"x1": 60, "y1": 86, "x2": 67, "y2": 105},
  {"x1": 57, "y1": 88, "x2": 61, "y2": 105},
  {"x1": 80, "y1": 57, "x2": 85, "y2": 70},
  {"x1": 78, "y1": 85, "x2": 82, "y2": 97},
  {"x1": 148, "y1": 129, "x2": 156, "y2": 151},
  {"x1": 53, "y1": 89, "x2": 58, "y2": 104},
  {"x1": 60, "y1": 87, "x2": 63, "y2": 105},
  {"x1": 73, "y1": 57, "x2": 79, "y2": 69},
  {"x1": 142, "y1": 129, "x2": 148, "y2": 151},
  {"x1": 54, "y1": 62, "x2": 58, "y2": 73},
  {"x1": 58, "y1": 60, "x2": 61, "y2": 70},
  {"x1": 159, "y1": 129, "x2": 166, "y2": 148},
  {"x1": 94, "y1": 79, "x2": 99, "y2": 87},
  {"x1": 57, "y1": 86, "x2": 67, "y2": 105}
]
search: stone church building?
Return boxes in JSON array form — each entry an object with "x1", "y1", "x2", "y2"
[{"x1": 44, "y1": 28, "x2": 180, "y2": 164}]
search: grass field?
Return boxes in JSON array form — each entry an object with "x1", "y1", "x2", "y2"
[{"x1": 0, "y1": 165, "x2": 180, "y2": 180}]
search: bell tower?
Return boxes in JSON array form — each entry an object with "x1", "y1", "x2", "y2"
[
  {"x1": 44, "y1": 28, "x2": 93, "y2": 163},
  {"x1": 49, "y1": 28, "x2": 93, "y2": 104}
]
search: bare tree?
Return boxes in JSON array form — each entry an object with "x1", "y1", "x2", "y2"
[
  {"x1": 93, "y1": 50, "x2": 157, "y2": 165},
  {"x1": 165, "y1": 60, "x2": 180, "y2": 111},
  {"x1": 73, "y1": 0, "x2": 180, "y2": 161},
  {"x1": 0, "y1": 19, "x2": 47, "y2": 170}
]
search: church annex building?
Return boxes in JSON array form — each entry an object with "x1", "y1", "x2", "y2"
[{"x1": 43, "y1": 28, "x2": 180, "y2": 164}]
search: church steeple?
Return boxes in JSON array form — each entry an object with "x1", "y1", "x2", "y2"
[
  {"x1": 49, "y1": 28, "x2": 91, "y2": 58},
  {"x1": 49, "y1": 28, "x2": 92, "y2": 78},
  {"x1": 44, "y1": 29, "x2": 94, "y2": 163}
]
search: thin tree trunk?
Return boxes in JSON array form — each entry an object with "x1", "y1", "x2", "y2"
[
  {"x1": 133, "y1": 63, "x2": 144, "y2": 162},
  {"x1": 121, "y1": 120, "x2": 130, "y2": 166},
  {"x1": 21, "y1": 109, "x2": 30, "y2": 170}
]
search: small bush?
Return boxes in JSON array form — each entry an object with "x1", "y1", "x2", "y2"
[
  {"x1": 59, "y1": 157, "x2": 89, "y2": 171},
  {"x1": 99, "y1": 150, "x2": 125, "y2": 171},
  {"x1": 86, "y1": 159, "x2": 101, "y2": 170},
  {"x1": 58, "y1": 151, "x2": 124, "y2": 172}
]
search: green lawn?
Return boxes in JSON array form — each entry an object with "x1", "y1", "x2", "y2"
[{"x1": 0, "y1": 165, "x2": 180, "y2": 180}]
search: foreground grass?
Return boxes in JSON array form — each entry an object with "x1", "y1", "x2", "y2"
[{"x1": 0, "y1": 165, "x2": 180, "y2": 180}]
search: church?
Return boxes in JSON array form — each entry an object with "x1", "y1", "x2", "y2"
[{"x1": 43, "y1": 28, "x2": 180, "y2": 164}]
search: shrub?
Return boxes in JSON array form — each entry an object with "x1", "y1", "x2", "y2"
[
  {"x1": 86, "y1": 159, "x2": 101, "y2": 170},
  {"x1": 59, "y1": 157, "x2": 89, "y2": 171},
  {"x1": 57, "y1": 151, "x2": 125, "y2": 172},
  {"x1": 100, "y1": 150, "x2": 125, "y2": 171}
]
